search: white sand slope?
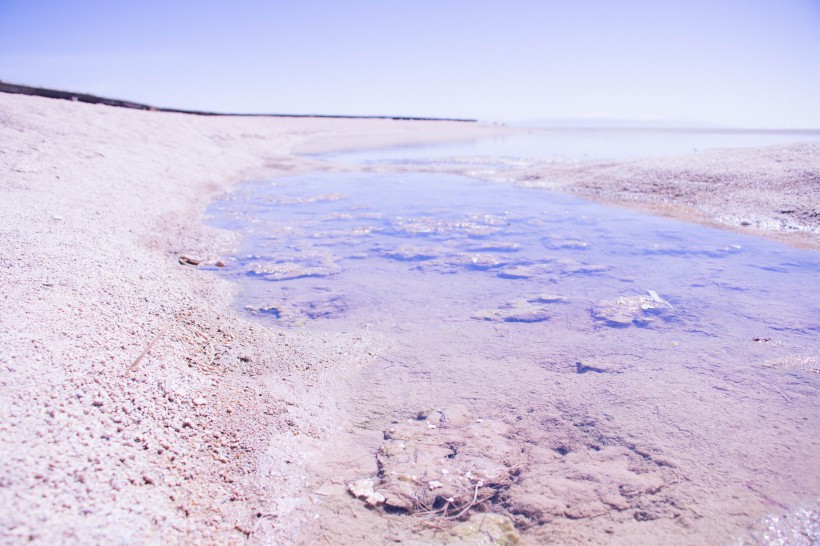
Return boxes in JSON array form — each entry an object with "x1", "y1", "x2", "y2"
[{"x1": 0, "y1": 92, "x2": 505, "y2": 543}]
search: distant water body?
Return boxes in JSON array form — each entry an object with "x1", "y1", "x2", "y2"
[{"x1": 316, "y1": 127, "x2": 820, "y2": 164}]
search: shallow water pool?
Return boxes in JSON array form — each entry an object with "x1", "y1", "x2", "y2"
[
  {"x1": 206, "y1": 171, "x2": 820, "y2": 544},
  {"x1": 208, "y1": 172, "x2": 818, "y2": 338}
]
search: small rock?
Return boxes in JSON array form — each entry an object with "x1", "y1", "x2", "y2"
[
  {"x1": 347, "y1": 479, "x2": 386, "y2": 506},
  {"x1": 178, "y1": 255, "x2": 202, "y2": 266},
  {"x1": 473, "y1": 299, "x2": 552, "y2": 323},
  {"x1": 592, "y1": 295, "x2": 667, "y2": 327},
  {"x1": 576, "y1": 360, "x2": 612, "y2": 374},
  {"x1": 193, "y1": 397, "x2": 208, "y2": 406}
]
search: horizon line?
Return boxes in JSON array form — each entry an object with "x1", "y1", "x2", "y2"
[
  {"x1": 0, "y1": 80, "x2": 478, "y2": 123},
  {"x1": 514, "y1": 125, "x2": 820, "y2": 134},
  {"x1": 3, "y1": 80, "x2": 819, "y2": 133}
]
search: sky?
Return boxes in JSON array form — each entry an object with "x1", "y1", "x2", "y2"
[{"x1": 1, "y1": 0, "x2": 819, "y2": 127}]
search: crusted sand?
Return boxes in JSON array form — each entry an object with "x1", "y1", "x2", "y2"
[
  {"x1": 357, "y1": 136, "x2": 820, "y2": 250},
  {"x1": 507, "y1": 141, "x2": 820, "y2": 250}
]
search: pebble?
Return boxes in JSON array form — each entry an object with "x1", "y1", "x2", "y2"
[
  {"x1": 193, "y1": 397, "x2": 208, "y2": 406},
  {"x1": 178, "y1": 255, "x2": 202, "y2": 266}
]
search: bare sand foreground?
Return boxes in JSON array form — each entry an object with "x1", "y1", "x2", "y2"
[
  {"x1": 1, "y1": 91, "x2": 817, "y2": 545},
  {"x1": 0, "y1": 92, "x2": 508, "y2": 544}
]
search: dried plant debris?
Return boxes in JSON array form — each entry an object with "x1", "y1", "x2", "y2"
[{"x1": 348, "y1": 405, "x2": 522, "y2": 523}]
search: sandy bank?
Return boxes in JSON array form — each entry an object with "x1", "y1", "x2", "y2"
[
  {"x1": 507, "y1": 142, "x2": 820, "y2": 250},
  {"x1": 342, "y1": 135, "x2": 820, "y2": 250},
  {"x1": 0, "y1": 92, "x2": 507, "y2": 544}
]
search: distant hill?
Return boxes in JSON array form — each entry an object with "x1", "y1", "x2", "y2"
[{"x1": 0, "y1": 80, "x2": 476, "y2": 122}]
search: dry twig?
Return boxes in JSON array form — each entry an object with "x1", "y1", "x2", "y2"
[{"x1": 125, "y1": 322, "x2": 172, "y2": 376}]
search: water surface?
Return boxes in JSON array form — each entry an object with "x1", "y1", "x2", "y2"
[
  {"x1": 314, "y1": 128, "x2": 820, "y2": 165},
  {"x1": 207, "y1": 171, "x2": 820, "y2": 544}
]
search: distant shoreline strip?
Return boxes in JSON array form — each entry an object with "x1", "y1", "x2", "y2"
[{"x1": 0, "y1": 81, "x2": 477, "y2": 122}]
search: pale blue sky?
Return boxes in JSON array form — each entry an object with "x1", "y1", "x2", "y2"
[{"x1": 1, "y1": 0, "x2": 819, "y2": 127}]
